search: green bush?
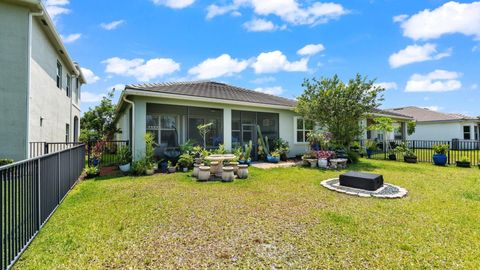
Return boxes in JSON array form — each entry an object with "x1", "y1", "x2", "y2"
[
  {"x1": 347, "y1": 150, "x2": 360, "y2": 163},
  {"x1": 433, "y1": 144, "x2": 449, "y2": 155},
  {"x1": 0, "y1": 159, "x2": 14, "y2": 166},
  {"x1": 117, "y1": 146, "x2": 131, "y2": 165},
  {"x1": 131, "y1": 160, "x2": 147, "y2": 176},
  {"x1": 177, "y1": 153, "x2": 194, "y2": 168}
]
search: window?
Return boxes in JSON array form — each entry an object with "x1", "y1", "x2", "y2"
[
  {"x1": 75, "y1": 78, "x2": 80, "y2": 104},
  {"x1": 65, "y1": 124, "x2": 70, "y2": 142},
  {"x1": 295, "y1": 117, "x2": 313, "y2": 143},
  {"x1": 474, "y1": 125, "x2": 479, "y2": 141},
  {"x1": 66, "y1": 74, "x2": 71, "y2": 97},
  {"x1": 463, "y1": 126, "x2": 471, "y2": 140},
  {"x1": 56, "y1": 61, "x2": 62, "y2": 89}
]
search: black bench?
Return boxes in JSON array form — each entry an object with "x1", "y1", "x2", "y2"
[{"x1": 339, "y1": 171, "x2": 384, "y2": 191}]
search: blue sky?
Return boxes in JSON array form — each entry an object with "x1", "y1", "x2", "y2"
[{"x1": 47, "y1": 0, "x2": 480, "y2": 116}]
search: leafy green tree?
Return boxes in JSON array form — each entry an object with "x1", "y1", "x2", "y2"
[
  {"x1": 407, "y1": 121, "x2": 416, "y2": 136},
  {"x1": 295, "y1": 74, "x2": 384, "y2": 146},
  {"x1": 80, "y1": 90, "x2": 119, "y2": 142}
]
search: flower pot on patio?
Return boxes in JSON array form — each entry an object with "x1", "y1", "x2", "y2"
[
  {"x1": 146, "y1": 168, "x2": 155, "y2": 175},
  {"x1": 432, "y1": 154, "x2": 447, "y2": 166},
  {"x1": 237, "y1": 164, "x2": 249, "y2": 179},
  {"x1": 168, "y1": 166, "x2": 176, "y2": 173},
  {"x1": 404, "y1": 156, "x2": 418, "y2": 163},
  {"x1": 267, "y1": 155, "x2": 280, "y2": 163},
  {"x1": 456, "y1": 161, "x2": 471, "y2": 168},
  {"x1": 318, "y1": 158, "x2": 328, "y2": 169},
  {"x1": 119, "y1": 163, "x2": 131, "y2": 173},
  {"x1": 366, "y1": 150, "x2": 374, "y2": 159},
  {"x1": 159, "y1": 161, "x2": 168, "y2": 173}
]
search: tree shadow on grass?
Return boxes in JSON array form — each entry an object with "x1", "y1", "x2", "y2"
[{"x1": 346, "y1": 160, "x2": 380, "y2": 172}]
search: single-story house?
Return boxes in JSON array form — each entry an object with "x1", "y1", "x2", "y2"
[
  {"x1": 114, "y1": 81, "x2": 412, "y2": 160},
  {"x1": 387, "y1": 106, "x2": 480, "y2": 143}
]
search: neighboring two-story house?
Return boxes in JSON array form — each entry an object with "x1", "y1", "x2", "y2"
[{"x1": 0, "y1": 0, "x2": 85, "y2": 160}]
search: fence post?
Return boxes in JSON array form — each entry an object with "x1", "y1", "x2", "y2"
[
  {"x1": 447, "y1": 141, "x2": 451, "y2": 165},
  {"x1": 44, "y1": 142, "x2": 49, "y2": 155},
  {"x1": 37, "y1": 158, "x2": 41, "y2": 230}
]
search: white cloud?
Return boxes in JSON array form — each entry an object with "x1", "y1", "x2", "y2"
[
  {"x1": 392, "y1": 14, "x2": 408, "y2": 22},
  {"x1": 188, "y1": 54, "x2": 248, "y2": 79},
  {"x1": 103, "y1": 57, "x2": 180, "y2": 81},
  {"x1": 151, "y1": 0, "x2": 195, "y2": 9},
  {"x1": 389, "y1": 43, "x2": 451, "y2": 68},
  {"x1": 207, "y1": 0, "x2": 348, "y2": 26},
  {"x1": 254, "y1": 86, "x2": 284, "y2": 96},
  {"x1": 251, "y1": 76, "x2": 276, "y2": 84},
  {"x1": 81, "y1": 91, "x2": 105, "y2": 103},
  {"x1": 252, "y1": 50, "x2": 308, "y2": 74},
  {"x1": 422, "y1": 106, "x2": 442, "y2": 112},
  {"x1": 44, "y1": 0, "x2": 70, "y2": 21},
  {"x1": 80, "y1": 68, "x2": 100, "y2": 84},
  {"x1": 243, "y1": 18, "x2": 286, "y2": 32},
  {"x1": 471, "y1": 84, "x2": 479, "y2": 90},
  {"x1": 297, "y1": 43, "x2": 325, "y2": 56},
  {"x1": 375, "y1": 82, "x2": 398, "y2": 90},
  {"x1": 100, "y1": 20, "x2": 125, "y2": 30},
  {"x1": 397, "y1": 1, "x2": 480, "y2": 40},
  {"x1": 61, "y1": 33, "x2": 81, "y2": 43},
  {"x1": 405, "y1": 69, "x2": 462, "y2": 92}
]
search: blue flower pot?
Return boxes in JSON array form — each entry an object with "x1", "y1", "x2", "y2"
[
  {"x1": 92, "y1": 158, "x2": 100, "y2": 166},
  {"x1": 366, "y1": 150, "x2": 373, "y2": 159},
  {"x1": 159, "y1": 161, "x2": 168, "y2": 173},
  {"x1": 267, "y1": 155, "x2": 280, "y2": 163},
  {"x1": 239, "y1": 159, "x2": 251, "y2": 165},
  {"x1": 432, "y1": 154, "x2": 447, "y2": 166}
]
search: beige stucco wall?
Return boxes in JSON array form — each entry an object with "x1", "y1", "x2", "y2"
[
  {"x1": 0, "y1": 2, "x2": 30, "y2": 160},
  {"x1": 119, "y1": 95, "x2": 308, "y2": 160},
  {"x1": 28, "y1": 18, "x2": 81, "y2": 144}
]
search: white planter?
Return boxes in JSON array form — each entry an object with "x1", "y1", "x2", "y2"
[
  {"x1": 318, "y1": 159, "x2": 328, "y2": 169},
  {"x1": 307, "y1": 159, "x2": 318, "y2": 168},
  {"x1": 119, "y1": 163, "x2": 130, "y2": 172},
  {"x1": 146, "y1": 168, "x2": 155, "y2": 175}
]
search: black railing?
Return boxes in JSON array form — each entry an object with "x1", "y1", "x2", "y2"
[
  {"x1": 361, "y1": 139, "x2": 480, "y2": 165},
  {"x1": 1, "y1": 144, "x2": 85, "y2": 270},
  {"x1": 86, "y1": 140, "x2": 129, "y2": 166},
  {"x1": 29, "y1": 142, "x2": 83, "y2": 158}
]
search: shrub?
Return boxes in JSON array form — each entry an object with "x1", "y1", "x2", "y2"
[
  {"x1": 366, "y1": 140, "x2": 377, "y2": 151},
  {"x1": 84, "y1": 165, "x2": 99, "y2": 178},
  {"x1": 459, "y1": 156, "x2": 470, "y2": 163},
  {"x1": 117, "y1": 146, "x2": 131, "y2": 165},
  {"x1": 177, "y1": 153, "x2": 194, "y2": 168},
  {"x1": 0, "y1": 159, "x2": 14, "y2": 166},
  {"x1": 433, "y1": 144, "x2": 449, "y2": 155},
  {"x1": 270, "y1": 150, "x2": 280, "y2": 158},
  {"x1": 131, "y1": 160, "x2": 147, "y2": 176},
  {"x1": 347, "y1": 150, "x2": 360, "y2": 163}
]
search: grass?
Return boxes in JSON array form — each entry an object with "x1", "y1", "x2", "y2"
[{"x1": 14, "y1": 159, "x2": 480, "y2": 269}]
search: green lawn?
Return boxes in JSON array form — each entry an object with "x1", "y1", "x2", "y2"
[{"x1": 14, "y1": 159, "x2": 480, "y2": 269}]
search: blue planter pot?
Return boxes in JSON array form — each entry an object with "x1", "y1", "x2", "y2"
[
  {"x1": 92, "y1": 158, "x2": 100, "y2": 166},
  {"x1": 159, "y1": 161, "x2": 168, "y2": 173},
  {"x1": 433, "y1": 154, "x2": 447, "y2": 166},
  {"x1": 267, "y1": 155, "x2": 280, "y2": 163},
  {"x1": 366, "y1": 150, "x2": 374, "y2": 159},
  {"x1": 239, "y1": 159, "x2": 251, "y2": 165}
]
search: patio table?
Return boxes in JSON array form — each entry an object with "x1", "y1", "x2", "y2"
[{"x1": 205, "y1": 154, "x2": 236, "y2": 178}]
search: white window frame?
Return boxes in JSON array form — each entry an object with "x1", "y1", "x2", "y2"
[
  {"x1": 294, "y1": 116, "x2": 313, "y2": 144},
  {"x1": 56, "y1": 61, "x2": 62, "y2": 89},
  {"x1": 463, "y1": 125, "x2": 471, "y2": 140},
  {"x1": 66, "y1": 74, "x2": 71, "y2": 97},
  {"x1": 475, "y1": 125, "x2": 479, "y2": 141}
]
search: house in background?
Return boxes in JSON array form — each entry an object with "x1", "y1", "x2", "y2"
[
  {"x1": 114, "y1": 81, "x2": 412, "y2": 160},
  {"x1": 361, "y1": 109, "x2": 413, "y2": 142},
  {"x1": 0, "y1": 0, "x2": 85, "y2": 160},
  {"x1": 387, "y1": 106, "x2": 480, "y2": 143}
]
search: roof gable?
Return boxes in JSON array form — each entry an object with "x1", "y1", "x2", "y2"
[{"x1": 387, "y1": 106, "x2": 478, "y2": 122}]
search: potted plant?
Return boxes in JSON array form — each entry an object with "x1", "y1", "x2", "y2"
[
  {"x1": 432, "y1": 144, "x2": 449, "y2": 166},
  {"x1": 302, "y1": 151, "x2": 318, "y2": 168},
  {"x1": 167, "y1": 161, "x2": 176, "y2": 173},
  {"x1": 178, "y1": 153, "x2": 194, "y2": 172},
  {"x1": 456, "y1": 157, "x2": 471, "y2": 168},
  {"x1": 365, "y1": 140, "x2": 377, "y2": 159},
  {"x1": 239, "y1": 141, "x2": 253, "y2": 165},
  {"x1": 273, "y1": 138, "x2": 289, "y2": 161},
  {"x1": 159, "y1": 159, "x2": 168, "y2": 173},
  {"x1": 388, "y1": 149, "x2": 397, "y2": 161},
  {"x1": 267, "y1": 150, "x2": 280, "y2": 163},
  {"x1": 91, "y1": 141, "x2": 106, "y2": 166},
  {"x1": 117, "y1": 146, "x2": 132, "y2": 172},
  {"x1": 317, "y1": 150, "x2": 334, "y2": 168},
  {"x1": 306, "y1": 132, "x2": 323, "y2": 151},
  {"x1": 85, "y1": 165, "x2": 100, "y2": 179}
]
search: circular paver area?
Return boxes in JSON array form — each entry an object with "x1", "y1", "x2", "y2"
[{"x1": 321, "y1": 178, "x2": 408, "y2": 199}]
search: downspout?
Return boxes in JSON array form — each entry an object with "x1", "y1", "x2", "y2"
[
  {"x1": 27, "y1": 10, "x2": 44, "y2": 158},
  {"x1": 123, "y1": 95, "x2": 135, "y2": 160}
]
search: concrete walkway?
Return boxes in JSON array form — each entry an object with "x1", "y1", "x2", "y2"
[{"x1": 251, "y1": 161, "x2": 298, "y2": 169}]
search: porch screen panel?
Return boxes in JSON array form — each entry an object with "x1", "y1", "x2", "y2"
[
  {"x1": 257, "y1": 112, "x2": 279, "y2": 142},
  {"x1": 187, "y1": 107, "x2": 223, "y2": 148}
]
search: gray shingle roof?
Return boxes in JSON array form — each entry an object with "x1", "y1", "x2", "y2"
[
  {"x1": 371, "y1": 108, "x2": 412, "y2": 119},
  {"x1": 387, "y1": 106, "x2": 478, "y2": 122},
  {"x1": 126, "y1": 81, "x2": 297, "y2": 107}
]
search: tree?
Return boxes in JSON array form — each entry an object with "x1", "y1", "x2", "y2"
[
  {"x1": 197, "y1": 122, "x2": 213, "y2": 149},
  {"x1": 295, "y1": 74, "x2": 384, "y2": 146},
  {"x1": 80, "y1": 90, "x2": 119, "y2": 142},
  {"x1": 368, "y1": 117, "x2": 394, "y2": 152},
  {"x1": 407, "y1": 121, "x2": 416, "y2": 136}
]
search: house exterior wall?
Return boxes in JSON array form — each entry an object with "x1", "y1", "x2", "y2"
[
  {"x1": 28, "y1": 18, "x2": 80, "y2": 144},
  {"x1": 0, "y1": 2, "x2": 30, "y2": 160},
  {"x1": 120, "y1": 96, "x2": 308, "y2": 160},
  {"x1": 408, "y1": 121, "x2": 480, "y2": 141}
]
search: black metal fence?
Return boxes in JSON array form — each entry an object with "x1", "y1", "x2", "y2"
[
  {"x1": 29, "y1": 142, "x2": 83, "y2": 158},
  {"x1": 361, "y1": 139, "x2": 480, "y2": 165},
  {"x1": 29, "y1": 140, "x2": 129, "y2": 167},
  {"x1": 1, "y1": 145, "x2": 85, "y2": 270}
]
